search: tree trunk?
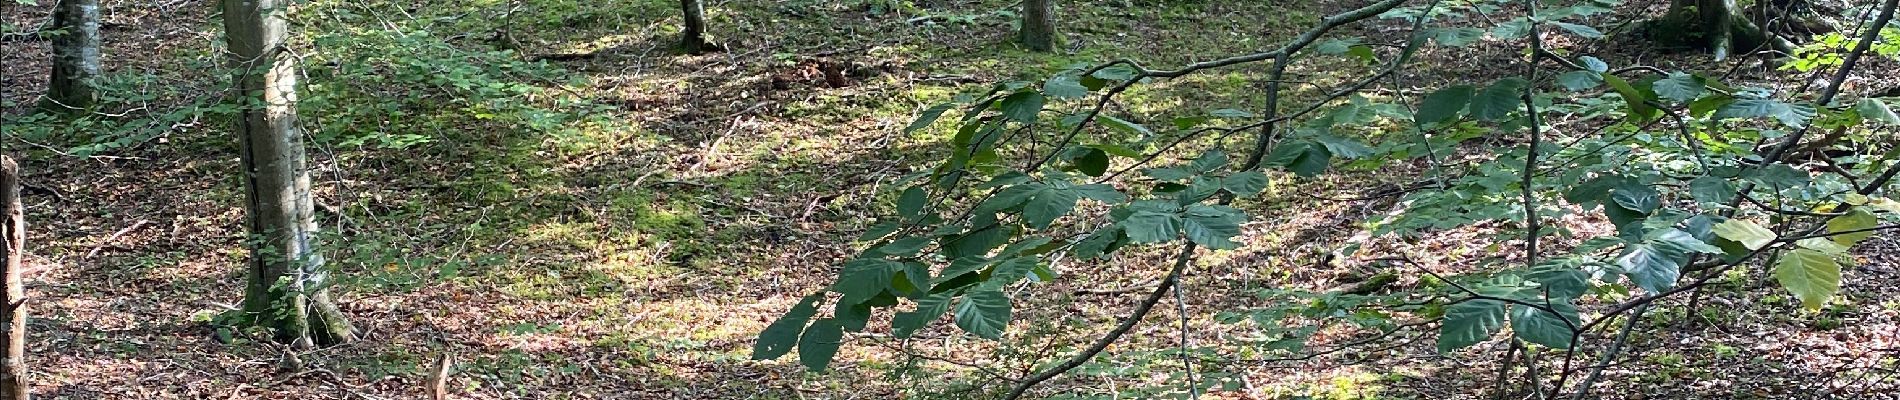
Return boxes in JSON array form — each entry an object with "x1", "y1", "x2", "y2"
[
  {"x1": 44, "y1": 0, "x2": 101, "y2": 111},
  {"x1": 1, "y1": 156, "x2": 27, "y2": 400},
  {"x1": 221, "y1": 0, "x2": 354, "y2": 348},
  {"x1": 1019, "y1": 0, "x2": 1056, "y2": 52},
  {"x1": 1659, "y1": 0, "x2": 1786, "y2": 60},
  {"x1": 679, "y1": 0, "x2": 719, "y2": 54}
]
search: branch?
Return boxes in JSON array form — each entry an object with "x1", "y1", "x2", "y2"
[{"x1": 1001, "y1": 242, "x2": 1198, "y2": 400}]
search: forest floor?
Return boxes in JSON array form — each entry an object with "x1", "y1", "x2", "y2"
[{"x1": 3, "y1": 0, "x2": 1899, "y2": 399}]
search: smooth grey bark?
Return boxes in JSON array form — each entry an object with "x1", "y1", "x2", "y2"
[
  {"x1": 221, "y1": 0, "x2": 354, "y2": 348},
  {"x1": 679, "y1": 0, "x2": 718, "y2": 53},
  {"x1": 45, "y1": 0, "x2": 101, "y2": 111},
  {"x1": 1019, "y1": 0, "x2": 1056, "y2": 52},
  {"x1": 1, "y1": 156, "x2": 27, "y2": 400}
]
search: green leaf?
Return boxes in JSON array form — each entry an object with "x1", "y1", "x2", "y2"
[
  {"x1": 1796, "y1": 237, "x2": 1851, "y2": 255},
  {"x1": 1316, "y1": 133, "x2": 1374, "y2": 159},
  {"x1": 1264, "y1": 142, "x2": 1331, "y2": 177},
  {"x1": 1855, "y1": 98, "x2": 1900, "y2": 125},
  {"x1": 893, "y1": 291, "x2": 955, "y2": 338},
  {"x1": 753, "y1": 294, "x2": 823, "y2": 360},
  {"x1": 1525, "y1": 266, "x2": 1589, "y2": 300},
  {"x1": 905, "y1": 103, "x2": 956, "y2": 133},
  {"x1": 1617, "y1": 243, "x2": 1681, "y2": 294},
  {"x1": 869, "y1": 236, "x2": 932, "y2": 257},
  {"x1": 975, "y1": 183, "x2": 1044, "y2": 214},
  {"x1": 1072, "y1": 225, "x2": 1124, "y2": 259},
  {"x1": 1222, "y1": 171, "x2": 1269, "y2": 197},
  {"x1": 1043, "y1": 76, "x2": 1090, "y2": 99},
  {"x1": 1468, "y1": 78, "x2": 1528, "y2": 122},
  {"x1": 1826, "y1": 207, "x2": 1877, "y2": 246},
  {"x1": 1579, "y1": 56, "x2": 1608, "y2": 72},
  {"x1": 1346, "y1": 44, "x2": 1377, "y2": 64},
  {"x1": 897, "y1": 187, "x2": 927, "y2": 220},
  {"x1": 1713, "y1": 219, "x2": 1777, "y2": 250},
  {"x1": 1430, "y1": 27, "x2": 1485, "y2": 46},
  {"x1": 797, "y1": 319, "x2": 844, "y2": 372},
  {"x1": 1688, "y1": 175, "x2": 1735, "y2": 205},
  {"x1": 1121, "y1": 210, "x2": 1182, "y2": 244},
  {"x1": 954, "y1": 290, "x2": 1012, "y2": 339},
  {"x1": 1438, "y1": 299, "x2": 1505, "y2": 353},
  {"x1": 1073, "y1": 184, "x2": 1128, "y2": 204},
  {"x1": 859, "y1": 220, "x2": 900, "y2": 241},
  {"x1": 1098, "y1": 115, "x2": 1153, "y2": 136},
  {"x1": 1000, "y1": 91, "x2": 1045, "y2": 123},
  {"x1": 1190, "y1": 150, "x2": 1230, "y2": 172},
  {"x1": 1415, "y1": 85, "x2": 1474, "y2": 127},
  {"x1": 1652, "y1": 73, "x2": 1706, "y2": 103},
  {"x1": 1743, "y1": 164, "x2": 1811, "y2": 189},
  {"x1": 1603, "y1": 73, "x2": 1658, "y2": 121},
  {"x1": 1556, "y1": 71, "x2": 1602, "y2": 91},
  {"x1": 1610, "y1": 183, "x2": 1660, "y2": 214},
  {"x1": 1654, "y1": 229, "x2": 1724, "y2": 254},
  {"x1": 1182, "y1": 205, "x2": 1245, "y2": 250},
  {"x1": 1716, "y1": 98, "x2": 1815, "y2": 127},
  {"x1": 835, "y1": 259, "x2": 899, "y2": 305},
  {"x1": 1774, "y1": 249, "x2": 1841, "y2": 310},
  {"x1": 1143, "y1": 167, "x2": 1195, "y2": 181},
  {"x1": 1550, "y1": 21, "x2": 1604, "y2": 38},
  {"x1": 1510, "y1": 302, "x2": 1580, "y2": 349},
  {"x1": 1022, "y1": 187, "x2": 1081, "y2": 229},
  {"x1": 1073, "y1": 148, "x2": 1110, "y2": 177}
]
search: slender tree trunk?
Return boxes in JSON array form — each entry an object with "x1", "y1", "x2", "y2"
[
  {"x1": 44, "y1": 0, "x2": 101, "y2": 111},
  {"x1": 1019, "y1": 0, "x2": 1056, "y2": 52},
  {"x1": 679, "y1": 0, "x2": 719, "y2": 54},
  {"x1": 221, "y1": 0, "x2": 354, "y2": 348},
  {"x1": 1, "y1": 156, "x2": 27, "y2": 400}
]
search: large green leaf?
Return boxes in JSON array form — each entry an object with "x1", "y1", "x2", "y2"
[
  {"x1": 1264, "y1": 142, "x2": 1332, "y2": 177},
  {"x1": 1652, "y1": 73, "x2": 1706, "y2": 103},
  {"x1": 1826, "y1": 207, "x2": 1877, "y2": 246},
  {"x1": 1023, "y1": 186, "x2": 1081, "y2": 229},
  {"x1": 835, "y1": 259, "x2": 899, "y2": 306},
  {"x1": 1043, "y1": 76, "x2": 1090, "y2": 99},
  {"x1": 753, "y1": 293, "x2": 824, "y2": 360},
  {"x1": 1000, "y1": 91, "x2": 1045, "y2": 123},
  {"x1": 1510, "y1": 302, "x2": 1580, "y2": 349},
  {"x1": 1556, "y1": 71, "x2": 1602, "y2": 91},
  {"x1": 1414, "y1": 85, "x2": 1474, "y2": 127},
  {"x1": 1073, "y1": 184, "x2": 1128, "y2": 204},
  {"x1": 1525, "y1": 266, "x2": 1589, "y2": 300},
  {"x1": 1438, "y1": 299, "x2": 1505, "y2": 353},
  {"x1": 1713, "y1": 219, "x2": 1777, "y2": 250},
  {"x1": 798, "y1": 318, "x2": 845, "y2": 371},
  {"x1": 1469, "y1": 78, "x2": 1527, "y2": 122},
  {"x1": 1098, "y1": 115, "x2": 1153, "y2": 136},
  {"x1": 1072, "y1": 148, "x2": 1110, "y2": 176},
  {"x1": 1610, "y1": 182, "x2": 1660, "y2": 214},
  {"x1": 1856, "y1": 98, "x2": 1900, "y2": 125},
  {"x1": 1774, "y1": 249, "x2": 1841, "y2": 309},
  {"x1": 897, "y1": 186, "x2": 927, "y2": 220},
  {"x1": 893, "y1": 291, "x2": 956, "y2": 338},
  {"x1": 905, "y1": 103, "x2": 957, "y2": 133},
  {"x1": 1072, "y1": 225, "x2": 1125, "y2": 259},
  {"x1": 1602, "y1": 73, "x2": 1658, "y2": 121},
  {"x1": 975, "y1": 183, "x2": 1045, "y2": 214},
  {"x1": 1121, "y1": 211, "x2": 1182, "y2": 244},
  {"x1": 954, "y1": 290, "x2": 1012, "y2": 339},
  {"x1": 1617, "y1": 243, "x2": 1681, "y2": 294},
  {"x1": 1688, "y1": 175, "x2": 1735, "y2": 205},
  {"x1": 1222, "y1": 171, "x2": 1270, "y2": 197},
  {"x1": 1182, "y1": 205, "x2": 1245, "y2": 250},
  {"x1": 1716, "y1": 98, "x2": 1815, "y2": 127}
]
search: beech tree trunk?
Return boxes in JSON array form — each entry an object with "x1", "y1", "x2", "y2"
[
  {"x1": 679, "y1": 0, "x2": 718, "y2": 54},
  {"x1": 221, "y1": 0, "x2": 354, "y2": 348},
  {"x1": 1, "y1": 156, "x2": 26, "y2": 400},
  {"x1": 1020, "y1": 0, "x2": 1056, "y2": 52},
  {"x1": 45, "y1": 0, "x2": 101, "y2": 111},
  {"x1": 1660, "y1": 0, "x2": 1779, "y2": 60}
]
